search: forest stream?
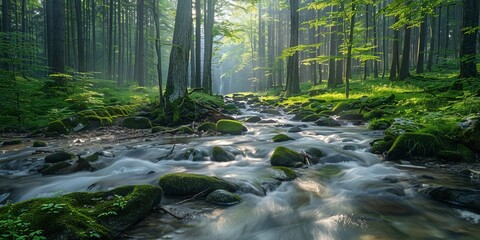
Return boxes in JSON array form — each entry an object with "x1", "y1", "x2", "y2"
[{"x1": 1, "y1": 102, "x2": 480, "y2": 240}]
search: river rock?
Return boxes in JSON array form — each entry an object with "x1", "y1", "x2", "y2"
[
  {"x1": 41, "y1": 161, "x2": 72, "y2": 175},
  {"x1": 332, "y1": 102, "x2": 351, "y2": 114},
  {"x1": 315, "y1": 117, "x2": 341, "y2": 127},
  {"x1": 260, "y1": 109, "x2": 282, "y2": 115},
  {"x1": 216, "y1": 119, "x2": 246, "y2": 135},
  {"x1": 205, "y1": 190, "x2": 242, "y2": 206},
  {"x1": 122, "y1": 117, "x2": 152, "y2": 129},
  {"x1": 268, "y1": 166, "x2": 297, "y2": 181},
  {"x1": 158, "y1": 173, "x2": 238, "y2": 196},
  {"x1": 301, "y1": 114, "x2": 328, "y2": 122},
  {"x1": 44, "y1": 151, "x2": 75, "y2": 163},
  {"x1": 197, "y1": 122, "x2": 216, "y2": 132},
  {"x1": 184, "y1": 148, "x2": 209, "y2": 161},
  {"x1": 211, "y1": 146, "x2": 235, "y2": 162},
  {"x1": 419, "y1": 186, "x2": 480, "y2": 211},
  {"x1": 32, "y1": 141, "x2": 47, "y2": 147},
  {"x1": 0, "y1": 185, "x2": 162, "y2": 240},
  {"x1": 460, "y1": 117, "x2": 480, "y2": 153},
  {"x1": 245, "y1": 116, "x2": 262, "y2": 123},
  {"x1": 272, "y1": 134, "x2": 294, "y2": 143},
  {"x1": 270, "y1": 146, "x2": 304, "y2": 167},
  {"x1": 47, "y1": 121, "x2": 69, "y2": 134},
  {"x1": 384, "y1": 118, "x2": 421, "y2": 141},
  {"x1": 304, "y1": 147, "x2": 324, "y2": 164},
  {"x1": 288, "y1": 126, "x2": 303, "y2": 132},
  {"x1": 386, "y1": 133, "x2": 440, "y2": 161}
]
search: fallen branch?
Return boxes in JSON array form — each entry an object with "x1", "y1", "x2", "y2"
[
  {"x1": 175, "y1": 188, "x2": 211, "y2": 205},
  {"x1": 156, "y1": 144, "x2": 176, "y2": 162}
]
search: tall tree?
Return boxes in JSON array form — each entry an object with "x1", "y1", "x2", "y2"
[
  {"x1": 134, "y1": 0, "x2": 145, "y2": 86},
  {"x1": 416, "y1": 16, "x2": 427, "y2": 74},
  {"x1": 327, "y1": 5, "x2": 338, "y2": 88},
  {"x1": 52, "y1": 0, "x2": 65, "y2": 73},
  {"x1": 389, "y1": 16, "x2": 399, "y2": 81},
  {"x1": 346, "y1": 3, "x2": 357, "y2": 98},
  {"x1": 398, "y1": 24, "x2": 412, "y2": 80},
  {"x1": 285, "y1": 0, "x2": 300, "y2": 96},
  {"x1": 75, "y1": 0, "x2": 85, "y2": 72},
  {"x1": 153, "y1": 0, "x2": 164, "y2": 106},
  {"x1": 202, "y1": 0, "x2": 216, "y2": 94},
  {"x1": 165, "y1": 0, "x2": 192, "y2": 102},
  {"x1": 459, "y1": 0, "x2": 478, "y2": 78},
  {"x1": 194, "y1": 0, "x2": 201, "y2": 88}
]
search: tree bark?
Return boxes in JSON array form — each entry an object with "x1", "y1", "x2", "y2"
[
  {"x1": 389, "y1": 16, "x2": 399, "y2": 81},
  {"x1": 165, "y1": 0, "x2": 192, "y2": 102},
  {"x1": 399, "y1": 24, "x2": 411, "y2": 80},
  {"x1": 427, "y1": 13, "x2": 436, "y2": 72},
  {"x1": 346, "y1": 3, "x2": 356, "y2": 99},
  {"x1": 328, "y1": 6, "x2": 338, "y2": 88},
  {"x1": 202, "y1": 0, "x2": 216, "y2": 94},
  {"x1": 459, "y1": 0, "x2": 479, "y2": 78},
  {"x1": 134, "y1": 0, "x2": 145, "y2": 86},
  {"x1": 153, "y1": 0, "x2": 163, "y2": 106},
  {"x1": 416, "y1": 17, "x2": 427, "y2": 74},
  {"x1": 75, "y1": 0, "x2": 85, "y2": 72},
  {"x1": 285, "y1": 0, "x2": 300, "y2": 96},
  {"x1": 52, "y1": 0, "x2": 65, "y2": 73},
  {"x1": 195, "y1": 0, "x2": 201, "y2": 88}
]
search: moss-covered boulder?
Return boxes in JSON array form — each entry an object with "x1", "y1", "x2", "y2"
[
  {"x1": 211, "y1": 146, "x2": 235, "y2": 162},
  {"x1": 122, "y1": 117, "x2": 152, "y2": 129},
  {"x1": 269, "y1": 166, "x2": 297, "y2": 181},
  {"x1": 304, "y1": 147, "x2": 324, "y2": 164},
  {"x1": 364, "y1": 109, "x2": 389, "y2": 120},
  {"x1": 33, "y1": 141, "x2": 47, "y2": 147},
  {"x1": 151, "y1": 126, "x2": 170, "y2": 133},
  {"x1": 260, "y1": 109, "x2": 282, "y2": 115},
  {"x1": 270, "y1": 146, "x2": 304, "y2": 167},
  {"x1": 419, "y1": 186, "x2": 480, "y2": 211},
  {"x1": 384, "y1": 118, "x2": 421, "y2": 141},
  {"x1": 245, "y1": 116, "x2": 262, "y2": 123},
  {"x1": 205, "y1": 190, "x2": 242, "y2": 206},
  {"x1": 198, "y1": 122, "x2": 216, "y2": 132},
  {"x1": 462, "y1": 118, "x2": 480, "y2": 153},
  {"x1": 386, "y1": 133, "x2": 440, "y2": 161},
  {"x1": 315, "y1": 117, "x2": 341, "y2": 127},
  {"x1": 0, "y1": 185, "x2": 162, "y2": 240},
  {"x1": 272, "y1": 134, "x2": 294, "y2": 143},
  {"x1": 41, "y1": 161, "x2": 72, "y2": 175},
  {"x1": 158, "y1": 173, "x2": 238, "y2": 197},
  {"x1": 171, "y1": 126, "x2": 194, "y2": 134},
  {"x1": 301, "y1": 114, "x2": 328, "y2": 122},
  {"x1": 216, "y1": 119, "x2": 246, "y2": 135},
  {"x1": 2, "y1": 139, "x2": 22, "y2": 146},
  {"x1": 368, "y1": 119, "x2": 393, "y2": 130},
  {"x1": 371, "y1": 140, "x2": 391, "y2": 154},
  {"x1": 292, "y1": 110, "x2": 315, "y2": 121},
  {"x1": 44, "y1": 151, "x2": 75, "y2": 164},
  {"x1": 47, "y1": 121, "x2": 69, "y2": 134},
  {"x1": 338, "y1": 113, "x2": 365, "y2": 124},
  {"x1": 332, "y1": 102, "x2": 351, "y2": 114},
  {"x1": 437, "y1": 144, "x2": 476, "y2": 162}
]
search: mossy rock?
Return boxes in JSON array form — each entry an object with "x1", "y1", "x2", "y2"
[
  {"x1": 315, "y1": 117, "x2": 341, "y2": 127},
  {"x1": 463, "y1": 119, "x2": 480, "y2": 153},
  {"x1": 47, "y1": 121, "x2": 69, "y2": 134},
  {"x1": 85, "y1": 153, "x2": 100, "y2": 162},
  {"x1": 368, "y1": 119, "x2": 393, "y2": 130},
  {"x1": 41, "y1": 161, "x2": 72, "y2": 175},
  {"x1": 304, "y1": 147, "x2": 324, "y2": 164},
  {"x1": 269, "y1": 166, "x2": 297, "y2": 181},
  {"x1": 317, "y1": 165, "x2": 342, "y2": 181},
  {"x1": 338, "y1": 113, "x2": 365, "y2": 122},
  {"x1": 361, "y1": 94, "x2": 396, "y2": 109},
  {"x1": 0, "y1": 185, "x2": 162, "y2": 240},
  {"x1": 205, "y1": 190, "x2": 242, "y2": 206},
  {"x1": 216, "y1": 119, "x2": 246, "y2": 135},
  {"x1": 44, "y1": 151, "x2": 75, "y2": 164},
  {"x1": 198, "y1": 122, "x2": 217, "y2": 132},
  {"x1": 332, "y1": 102, "x2": 351, "y2": 114},
  {"x1": 33, "y1": 141, "x2": 47, "y2": 147},
  {"x1": 122, "y1": 117, "x2": 152, "y2": 129},
  {"x1": 272, "y1": 134, "x2": 294, "y2": 143},
  {"x1": 158, "y1": 173, "x2": 238, "y2": 197},
  {"x1": 371, "y1": 140, "x2": 391, "y2": 154},
  {"x1": 270, "y1": 146, "x2": 304, "y2": 167},
  {"x1": 245, "y1": 116, "x2": 262, "y2": 123},
  {"x1": 438, "y1": 145, "x2": 476, "y2": 162},
  {"x1": 260, "y1": 109, "x2": 282, "y2": 115},
  {"x1": 292, "y1": 110, "x2": 315, "y2": 121},
  {"x1": 387, "y1": 133, "x2": 441, "y2": 161},
  {"x1": 384, "y1": 118, "x2": 421, "y2": 141},
  {"x1": 151, "y1": 126, "x2": 170, "y2": 133},
  {"x1": 301, "y1": 114, "x2": 328, "y2": 122},
  {"x1": 173, "y1": 126, "x2": 194, "y2": 134},
  {"x1": 364, "y1": 109, "x2": 389, "y2": 120},
  {"x1": 211, "y1": 146, "x2": 235, "y2": 162},
  {"x1": 224, "y1": 103, "x2": 237, "y2": 110},
  {"x1": 2, "y1": 139, "x2": 22, "y2": 146}
]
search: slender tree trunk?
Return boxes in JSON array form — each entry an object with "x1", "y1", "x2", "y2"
[
  {"x1": 389, "y1": 16, "x2": 399, "y2": 81},
  {"x1": 335, "y1": 4, "x2": 344, "y2": 86},
  {"x1": 285, "y1": 0, "x2": 300, "y2": 96},
  {"x1": 91, "y1": 0, "x2": 96, "y2": 72},
  {"x1": 416, "y1": 17, "x2": 427, "y2": 74},
  {"x1": 328, "y1": 6, "x2": 338, "y2": 88},
  {"x1": 165, "y1": 0, "x2": 192, "y2": 102},
  {"x1": 427, "y1": 13, "x2": 436, "y2": 72},
  {"x1": 153, "y1": 0, "x2": 163, "y2": 106},
  {"x1": 194, "y1": 0, "x2": 201, "y2": 88},
  {"x1": 21, "y1": 0, "x2": 26, "y2": 33},
  {"x1": 52, "y1": 0, "x2": 65, "y2": 73},
  {"x1": 202, "y1": 0, "x2": 216, "y2": 94},
  {"x1": 257, "y1": 0, "x2": 265, "y2": 91},
  {"x1": 399, "y1": 24, "x2": 411, "y2": 80},
  {"x1": 459, "y1": 0, "x2": 479, "y2": 78},
  {"x1": 363, "y1": 4, "x2": 369, "y2": 81},
  {"x1": 75, "y1": 0, "x2": 85, "y2": 72},
  {"x1": 346, "y1": 3, "x2": 356, "y2": 99},
  {"x1": 134, "y1": 0, "x2": 145, "y2": 86}
]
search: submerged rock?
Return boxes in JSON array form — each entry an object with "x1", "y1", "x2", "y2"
[
  {"x1": 216, "y1": 119, "x2": 246, "y2": 135},
  {"x1": 270, "y1": 146, "x2": 304, "y2": 167},
  {"x1": 315, "y1": 117, "x2": 341, "y2": 127},
  {"x1": 269, "y1": 166, "x2": 297, "y2": 181},
  {"x1": 47, "y1": 121, "x2": 69, "y2": 134},
  {"x1": 33, "y1": 141, "x2": 47, "y2": 147},
  {"x1": 0, "y1": 185, "x2": 162, "y2": 240},
  {"x1": 387, "y1": 133, "x2": 440, "y2": 161},
  {"x1": 44, "y1": 151, "x2": 75, "y2": 164},
  {"x1": 211, "y1": 146, "x2": 235, "y2": 162},
  {"x1": 197, "y1": 122, "x2": 216, "y2": 132},
  {"x1": 245, "y1": 116, "x2": 262, "y2": 123},
  {"x1": 303, "y1": 147, "x2": 324, "y2": 164},
  {"x1": 122, "y1": 117, "x2": 152, "y2": 129},
  {"x1": 420, "y1": 186, "x2": 480, "y2": 211},
  {"x1": 272, "y1": 134, "x2": 294, "y2": 143},
  {"x1": 205, "y1": 190, "x2": 242, "y2": 206},
  {"x1": 158, "y1": 173, "x2": 238, "y2": 196}
]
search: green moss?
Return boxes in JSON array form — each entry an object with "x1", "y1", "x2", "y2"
[
  {"x1": 384, "y1": 118, "x2": 421, "y2": 141},
  {"x1": 0, "y1": 185, "x2": 162, "y2": 240},
  {"x1": 317, "y1": 165, "x2": 343, "y2": 181},
  {"x1": 272, "y1": 134, "x2": 294, "y2": 143},
  {"x1": 438, "y1": 145, "x2": 476, "y2": 162},
  {"x1": 364, "y1": 109, "x2": 389, "y2": 120},
  {"x1": 271, "y1": 166, "x2": 297, "y2": 181},
  {"x1": 158, "y1": 173, "x2": 237, "y2": 197},
  {"x1": 245, "y1": 116, "x2": 262, "y2": 123},
  {"x1": 122, "y1": 117, "x2": 151, "y2": 129},
  {"x1": 41, "y1": 161, "x2": 72, "y2": 175},
  {"x1": 47, "y1": 121, "x2": 69, "y2": 134},
  {"x1": 216, "y1": 119, "x2": 245, "y2": 135},
  {"x1": 2, "y1": 139, "x2": 22, "y2": 146},
  {"x1": 151, "y1": 126, "x2": 170, "y2": 133},
  {"x1": 270, "y1": 146, "x2": 304, "y2": 167},
  {"x1": 304, "y1": 147, "x2": 324, "y2": 164},
  {"x1": 301, "y1": 114, "x2": 328, "y2": 122},
  {"x1": 368, "y1": 119, "x2": 393, "y2": 130},
  {"x1": 205, "y1": 190, "x2": 242, "y2": 206},
  {"x1": 174, "y1": 126, "x2": 194, "y2": 134},
  {"x1": 85, "y1": 153, "x2": 100, "y2": 162},
  {"x1": 32, "y1": 141, "x2": 47, "y2": 147},
  {"x1": 332, "y1": 102, "x2": 351, "y2": 114},
  {"x1": 198, "y1": 122, "x2": 216, "y2": 132},
  {"x1": 370, "y1": 140, "x2": 392, "y2": 154},
  {"x1": 387, "y1": 133, "x2": 441, "y2": 161},
  {"x1": 211, "y1": 146, "x2": 235, "y2": 162},
  {"x1": 44, "y1": 151, "x2": 75, "y2": 164},
  {"x1": 315, "y1": 117, "x2": 341, "y2": 127}
]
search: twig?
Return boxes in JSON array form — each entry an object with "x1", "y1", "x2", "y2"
[
  {"x1": 156, "y1": 144, "x2": 176, "y2": 162},
  {"x1": 159, "y1": 206, "x2": 185, "y2": 219},
  {"x1": 175, "y1": 188, "x2": 211, "y2": 205},
  {"x1": 188, "y1": 88, "x2": 205, "y2": 95}
]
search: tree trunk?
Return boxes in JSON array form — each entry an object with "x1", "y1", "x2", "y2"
[
  {"x1": 165, "y1": 0, "x2": 192, "y2": 102},
  {"x1": 459, "y1": 0, "x2": 479, "y2": 78},
  {"x1": 75, "y1": 0, "x2": 85, "y2": 72},
  {"x1": 399, "y1": 24, "x2": 411, "y2": 80},
  {"x1": 328, "y1": 6, "x2": 338, "y2": 88},
  {"x1": 91, "y1": 0, "x2": 96, "y2": 72},
  {"x1": 416, "y1": 17, "x2": 427, "y2": 74},
  {"x1": 427, "y1": 13, "x2": 436, "y2": 72},
  {"x1": 257, "y1": 0, "x2": 265, "y2": 91},
  {"x1": 195, "y1": 0, "x2": 201, "y2": 88},
  {"x1": 373, "y1": 2, "x2": 379, "y2": 78},
  {"x1": 389, "y1": 16, "x2": 399, "y2": 81},
  {"x1": 153, "y1": 0, "x2": 163, "y2": 106},
  {"x1": 285, "y1": 0, "x2": 300, "y2": 96},
  {"x1": 346, "y1": 4, "x2": 357, "y2": 99},
  {"x1": 202, "y1": 0, "x2": 216, "y2": 94},
  {"x1": 52, "y1": 0, "x2": 65, "y2": 73},
  {"x1": 134, "y1": 0, "x2": 145, "y2": 86}
]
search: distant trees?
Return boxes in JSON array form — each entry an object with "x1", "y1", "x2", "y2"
[
  {"x1": 285, "y1": 0, "x2": 300, "y2": 97},
  {"x1": 459, "y1": 0, "x2": 479, "y2": 78}
]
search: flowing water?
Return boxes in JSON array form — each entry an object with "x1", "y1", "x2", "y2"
[{"x1": 1, "y1": 106, "x2": 480, "y2": 240}]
